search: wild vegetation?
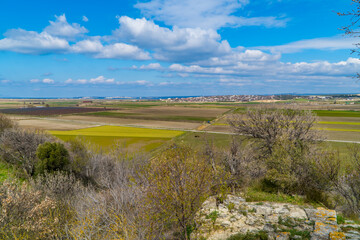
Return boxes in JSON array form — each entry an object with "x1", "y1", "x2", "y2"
[{"x1": 0, "y1": 104, "x2": 360, "y2": 239}]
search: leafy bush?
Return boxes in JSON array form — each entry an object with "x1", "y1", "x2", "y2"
[
  {"x1": 325, "y1": 144, "x2": 360, "y2": 216},
  {"x1": 146, "y1": 144, "x2": 215, "y2": 239},
  {"x1": 66, "y1": 137, "x2": 90, "y2": 177},
  {"x1": 228, "y1": 108, "x2": 334, "y2": 203},
  {"x1": 35, "y1": 142, "x2": 70, "y2": 175},
  {"x1": 260, "y1": 140, "x2": 337, "y2": 203}
]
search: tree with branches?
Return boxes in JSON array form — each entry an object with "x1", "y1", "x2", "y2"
[{"x1": 338, "y1": 0, "x2": 360, "y2": 78}]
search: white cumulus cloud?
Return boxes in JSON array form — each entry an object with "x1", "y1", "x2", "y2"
[
  {"x1": 44, "y1": 14, "x2": 88, "y2": 39},
  {"x1": 71, "y1": 39, "x2": 151, "y2": 60},
  {"x1": 42, "y1": 78, "x2": 54, "y2": 84},
  {"x1": 65, "y1": 78, "x2": 88, "y2": 84},
  {"x1": 89, "y1": 76, "x2": 115, "y2": 84},
  {"x1": 0, "y1": 29, "x2": 69, "y2": 54},
  {"x1": 114, "y1": 16, "x2": 231, "y2": 62}
]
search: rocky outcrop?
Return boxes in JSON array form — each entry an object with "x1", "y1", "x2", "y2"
[{"x1": 191, "y1": 195, "x2": 360, "y2": 240}]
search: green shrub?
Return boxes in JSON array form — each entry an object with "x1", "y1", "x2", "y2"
[
  {"x1": 337, "y1": 214, "x2": 345, "y2": 224},
  {"x1": 227, "y1": 231, "x2": 268, "y2": 240},
  {"x1": 228, "y1": 202, "x2": 235, "y2": 212},
  {"x1": 67, "y1": 137, "x2": 90, "y2": 175},
  {"x1": 206, "y1": 211, "x2": 219, "y2": 225},
  {"x1": 35, "y1": 142, "x2": 70, "y2": 175}
]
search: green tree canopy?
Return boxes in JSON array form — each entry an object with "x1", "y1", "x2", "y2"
[{"x1": 36, "y1": 142, "x2": 70, "y2": 175}]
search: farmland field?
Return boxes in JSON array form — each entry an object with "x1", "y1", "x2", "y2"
[
  {"x1": 81, "y1": 111, "x2": 215, "y2": 122},
  {"x1": 79, "y1": 105, "x2": 228, "y2": 123},
  {"x1": 1, "y1": 99, "x2": 360, "y2": 148},
  {"x1": 50, "y1": 125, "x2": 185, "y2": 152},
  {"x1": 56, "y1": 115, "x2": 201, "y2": 130},
  {"x1": 313, "y1": 110, "x2": 360, "y2": 117},
  {"x1": 15, "y1": 118, "x2": 98, "y2": 130}
]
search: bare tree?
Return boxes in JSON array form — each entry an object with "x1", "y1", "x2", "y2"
[
  {"x1": 64, "y1": 146, "x2": 154, "y2": 240},
  {"x1": 227, "y1": 108, "x2": 320, "y2": 155},
  {"x1": 338, "y1": 0, "x2": 360, "y2": 78},
  {"x1": 223, "y1": 137, "x2": 264, "y2": 190},
  {"x1": 0, "y1": 114, "x2": 15, "y2": 135}
]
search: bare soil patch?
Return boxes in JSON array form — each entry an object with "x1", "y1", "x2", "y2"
[{"x1": 15, "y1": 118, "x2": 97, "y2": 131}]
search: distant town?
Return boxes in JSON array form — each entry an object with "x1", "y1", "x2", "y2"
[{"x1": 159, "y1": 94, "x2": 360, "y2": 103}]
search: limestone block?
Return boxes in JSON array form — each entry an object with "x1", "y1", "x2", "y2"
[
  {"x1": 288, "y1": 207, "x2": 308, "y2": 219},
  {"x1": 312, "y1": 221, "x2": 339, "y2": 240},
  {"x1": 315, "y1": 207, "x2": 337, "y2": 222}
]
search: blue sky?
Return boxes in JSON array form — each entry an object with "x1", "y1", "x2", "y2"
[{"x1": 0, "y1": 0, "x2": 359, "y2": 97}]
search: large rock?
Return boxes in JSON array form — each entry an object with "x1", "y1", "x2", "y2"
[{"x1": 192, "y1": 195, "x2": 346, "y2": 240}]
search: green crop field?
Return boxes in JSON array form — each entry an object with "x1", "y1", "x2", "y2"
[
  {"x1": 318, "y1": 121, "x2": 360, "y2": 125},
  {"x1": 80, "y1": 111, "x2": 216, "y2": 122},
  {"x1": 313, "y1": 110, "x2": 360, "y2": 117},
  {"x1": 50, "y1": 125, "x2": 185, "y2": 152},
  {"x1": 50, "y1": 125, "x2": 184, "y2": 138}
]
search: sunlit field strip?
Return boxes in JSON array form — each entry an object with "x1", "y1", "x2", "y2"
[
  {"x1": 49, "y1": 125, "x2": 185, "y2": 138},
  {"x1": 317, "y1": 128, "x2": 360, "y2": 132},
  {"x1": 313, "y1": 110, "x2": 360, "y2": 117},
  {"x1": 212, "y1": 123, "x2": 229, "y2": 126},
  {"x1": 318, "y1": 121, "x2": 360, "y2": 125}
]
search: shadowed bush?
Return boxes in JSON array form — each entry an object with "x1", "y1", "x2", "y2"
[{"x1": 35, "y1": 142, "x2": 70, "y2": 175}]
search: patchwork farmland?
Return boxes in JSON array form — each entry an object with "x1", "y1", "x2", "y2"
[{"x1": 1, "y1": 99, "x2": 360, "y2": 154}]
